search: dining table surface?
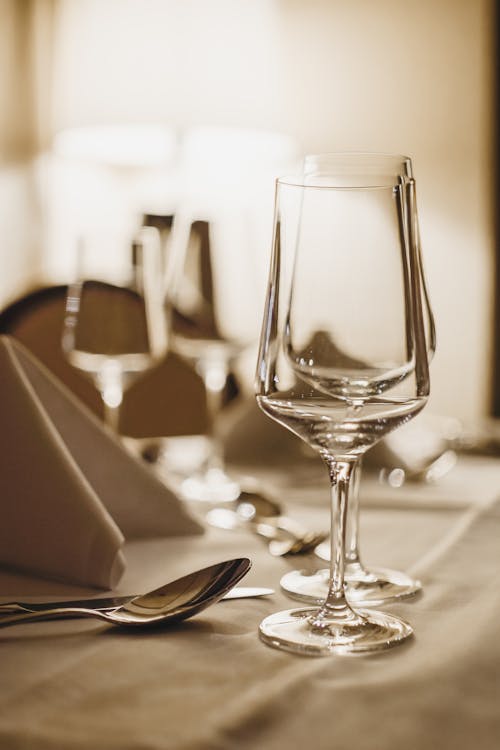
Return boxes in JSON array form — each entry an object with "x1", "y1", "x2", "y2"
[{"x1": 1, "y1": 442, "x2": 500, "y2": 750}]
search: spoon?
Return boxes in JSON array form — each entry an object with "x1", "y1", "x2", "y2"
[
  {"x1": 267, "y1": 532, "x2": 328, "y2": 557},
  {"x1": 208, "y1": 489, "x2": 314, "y2": 537},
  {"x1": 207, "y1": 507, "x2": 327, "y2": 556},
  {"x1": 0, "y1": 558, "x2": 251, "y2": 630},
  {"x1": 0, "y1": 586, "x2": 275, "y2": 614},
  {"x1": 235, "y1": 490, "x2": 282, "y2": 520},
  {"x1": 207, "y1": 488, "x2": 327, "y2": 555}
]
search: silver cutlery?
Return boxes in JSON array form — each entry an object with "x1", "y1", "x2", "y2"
[
  {"x1": 267, "y1": 533, "x2": 327, "y2": 557},
  {"x1": 253, "y1": 521, "x2": 328, "y2": 557},
  {"x1": 234, "y1": 491, "x2": 282, "y2": 520},
  {"x1": 0, "y1": 558, "x2": 253, "y2": 630},
  {"x1": 207, "y1": 491, "x2": 327, "y2": 556},
  {"x1": 0, "y1": 585, "x2": 274, "y2": 614}
]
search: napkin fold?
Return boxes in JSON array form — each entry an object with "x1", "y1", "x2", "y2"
[{"x1": 0, "y1": 336, "x2": 203, "y2": 590}]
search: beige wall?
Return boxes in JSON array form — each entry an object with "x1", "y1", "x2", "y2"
[
  {"x1": 1, "y1": 0, "x2": 494, "y2": 419},
  {"x1": 0, "y1": 0, "x2": 55, "y2": 302}
]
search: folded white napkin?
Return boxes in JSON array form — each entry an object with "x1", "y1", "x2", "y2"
[{"x1": 0, "y1": 336, "x2": 203, "y2": 590}]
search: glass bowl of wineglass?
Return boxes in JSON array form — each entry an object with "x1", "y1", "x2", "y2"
[
  {"x1": 62, "y1": 226, "x2": 167, "y2": 434},
  {"x1": 255, "y1": 157, "x2": 431, "y2": 655}
]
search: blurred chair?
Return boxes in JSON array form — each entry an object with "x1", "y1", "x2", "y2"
[{"x1": 0, "y1": 285, "x2": 207, "y2": 438}]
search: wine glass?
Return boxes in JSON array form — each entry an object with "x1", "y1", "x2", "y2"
[
  {"x1": 62, "y1": 226, "x2": 168, "y2": 433},
  {"x1": 161, "y1": 127, "x2": 299, "y2": 503},
  {"x1": 280, "y1": 152, "x2": 435, "y2": 607},
  {"x1": 255, "y1": 160, "x2": 431, "y2": 655},
  {"x1": 166, "y1": 211, "x2": 262, "y2": 502}
]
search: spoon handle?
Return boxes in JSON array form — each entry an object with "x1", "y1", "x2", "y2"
[
  {"x1": 0, "y1": 586, "x2": 273, "y2": 614},
  {"x1": 0, "y1": 587, "x2": 274, "y2": 628},
  {"x1": 0, "y1": 607, "x2": 112, "y2": 628},
  {"x1": 0, "y1": 605, "x2": 195, "y2": 628}
]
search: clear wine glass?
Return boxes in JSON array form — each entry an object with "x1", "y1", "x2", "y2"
[
  {"x1": 166, "y1": 209, "x2": 262, "y2": 503},
  {"x1": 280, "y1": 152, "x2": 435, "y2": 607},
  {"x1": 255, "y1": 159, "x2": 431, "y2": 655},
  {"x1": 62, "y1": 226, "x2": 167, "y2": 433}
]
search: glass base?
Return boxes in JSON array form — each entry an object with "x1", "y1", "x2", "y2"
[
  {"x1": 178, "y1": 467, "x2": 240, "y2": 503},
  {"x1": 280, "y1": 567, "x2": 421, "y2": 607},
  {"x1": 259, "y1": 607, "x2": 413, "y2": 655}
]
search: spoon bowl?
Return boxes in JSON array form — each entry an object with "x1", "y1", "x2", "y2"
[
  {"x1": 206, "y1": 507, "x2": 327, "y2": 556},
  {"x1": 236, "y1": 491, "x2": 282, "y2": 520},
  {"x1": 0, "y1": 558, "x2": 251, "y2": 630}
]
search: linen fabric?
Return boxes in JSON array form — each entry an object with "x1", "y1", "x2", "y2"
[
  {"x1": 0, "y1": 336, "x2": 202, "y2": 589},
  {"x1": 0, "y1": 462, "x2": 499, "y2": 749}
]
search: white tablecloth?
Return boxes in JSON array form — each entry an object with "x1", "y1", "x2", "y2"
[{"x1": 1, "y1": 454, "x2": 500, "y2": 750}]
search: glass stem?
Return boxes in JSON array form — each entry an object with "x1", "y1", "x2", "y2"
[
  {"x1": 97, "y1": 363, "x2": 124, "y2": 434},
  {"x1": 310, "y1": 457, "x2": 358, "y2": 627},
  {"x1": 344, "y1": 459, "x2": 365, "y2": 576},
  {"x1": 198, "y1": 359, "x2": 228, "y2": 472},
  {"x1": 102, "y1": 399, "x2": 121, "y2": 433}
]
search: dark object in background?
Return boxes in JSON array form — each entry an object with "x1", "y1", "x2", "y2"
[{"x1": 0, "y1": 285, "x2": 209, "y2": 437}]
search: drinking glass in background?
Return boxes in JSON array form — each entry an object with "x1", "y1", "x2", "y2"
[
  {"x1": 166, "y1": 212, "x2": 261, "y2": 502},
  {"x1": 163, "y1": 127, "x2": 299, "y2": 503},
  {"x1": 62, "y1": 226, "x2": 167, "y2": 433},
  {"x1": 280, "y1": 152, "x2": 436, "y2": 607},
  {"x1": 255, "y1": 162, "x2": 431, "y2": 655}
]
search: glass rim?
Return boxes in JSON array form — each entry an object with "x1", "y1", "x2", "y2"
[
  {"x1": 278, "y1": 151, "x2": 414, "y2": 190},
  {"x1": 303, "y1": 150, "x2": 412, "y2": 162},
  {"x1": 276, "y1": 176, "x2": 410, "y2": 190}
]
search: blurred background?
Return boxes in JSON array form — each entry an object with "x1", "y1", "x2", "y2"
[{"x1": 0, "y1": 0, "x2": 494, "y2": 424}]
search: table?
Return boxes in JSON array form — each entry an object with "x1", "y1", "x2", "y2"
[{"x1": 1, "y1": 454, "x2": 500, "y2": 750}]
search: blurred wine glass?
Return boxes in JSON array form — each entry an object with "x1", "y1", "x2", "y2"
[
  {"x1": 166, "y1": 214, "x2": 260, "y2": 502},
  {"x1": 62, "y1": 226, "x2": 167, "y2": 433},
  {"x1": 163, "y1": 127, "x2": 299, "y2": 503}
]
